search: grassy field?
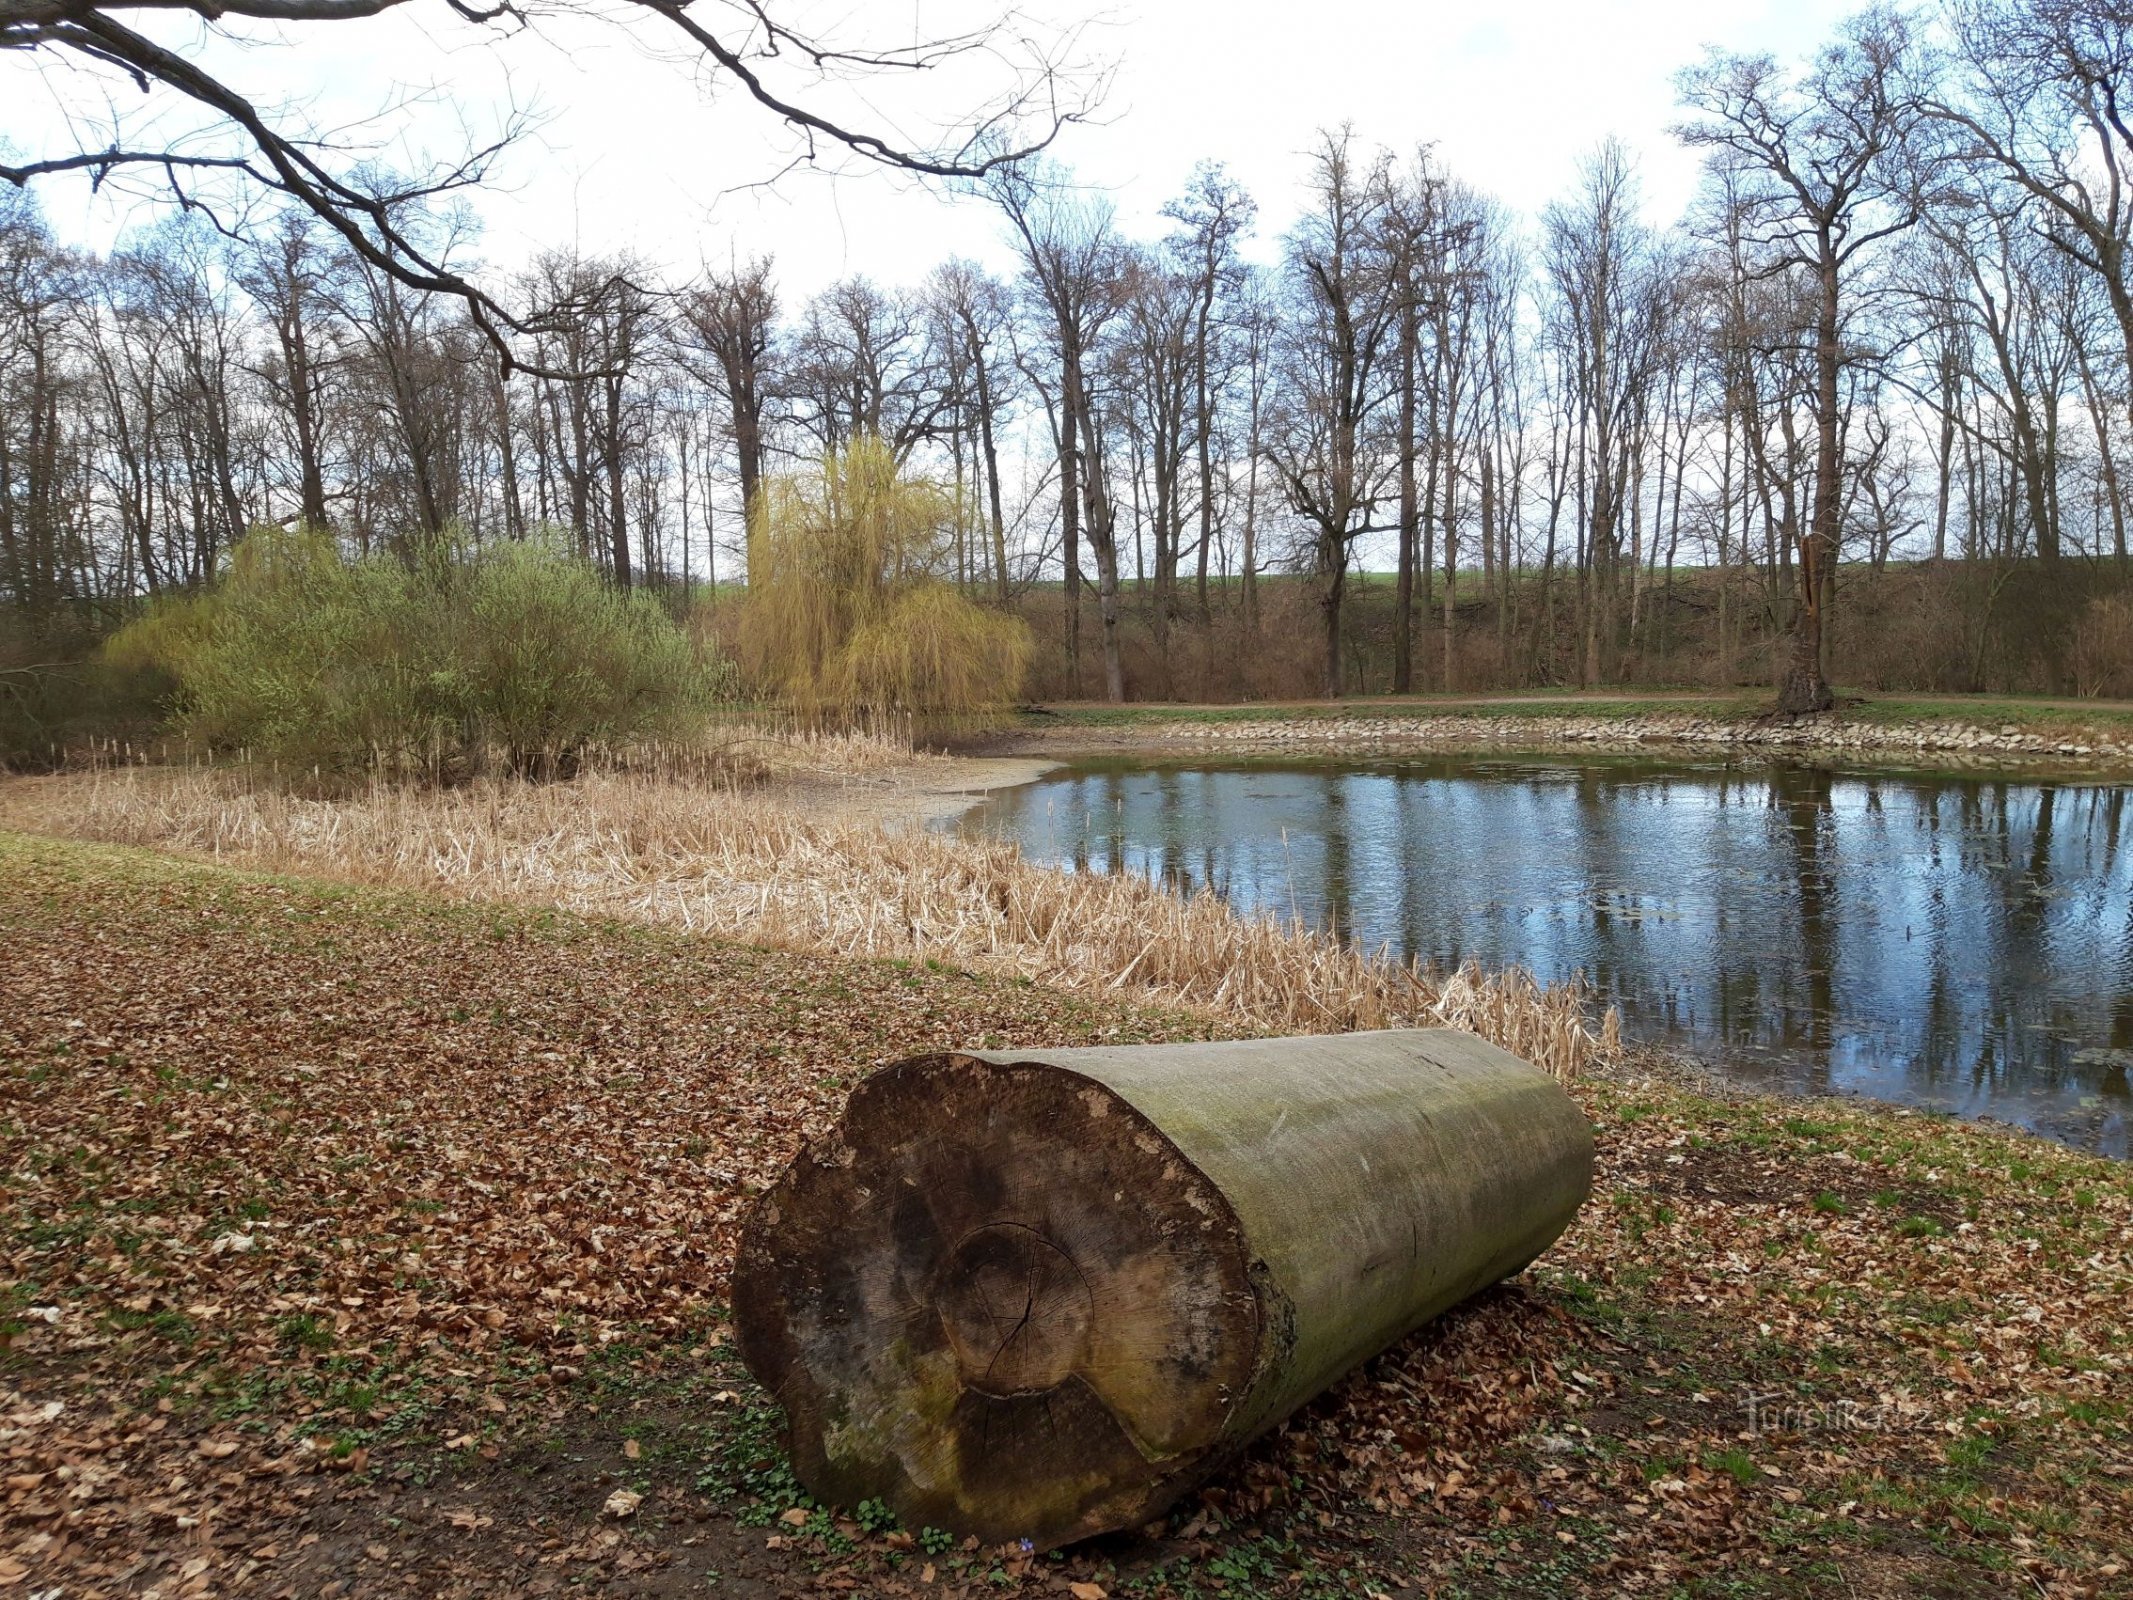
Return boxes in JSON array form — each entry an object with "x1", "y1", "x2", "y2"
[{"x1": 4, "y1": 833, "x2": 2130, "y2": 1598}]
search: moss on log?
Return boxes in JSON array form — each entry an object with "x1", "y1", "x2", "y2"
[{"x1": 732, "y1": 1028, "x2": 1593, "y2": 1547}]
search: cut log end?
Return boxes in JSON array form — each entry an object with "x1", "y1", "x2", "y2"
[
  {"x1": 735, "y1": 1030, "x2": 1593, "y2": 1549},
  {"x1": 732, "y1": 1052, "x2": 1266, "y2": 1546}
]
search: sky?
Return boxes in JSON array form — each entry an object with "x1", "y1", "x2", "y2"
[{"x1": 5, "y1": 0, "x2": 1860, "y2": 296}]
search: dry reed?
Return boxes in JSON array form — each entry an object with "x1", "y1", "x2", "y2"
[{"x1": 2, "y1": 765, "x2": 1619, "y2": 1081}]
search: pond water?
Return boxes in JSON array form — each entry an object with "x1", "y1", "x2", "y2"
[{"x1": 956, "y1": 754, "x2": 2133, "y2": 1158}]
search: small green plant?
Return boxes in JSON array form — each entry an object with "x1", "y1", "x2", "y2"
[
  {"x1": 1705, "y1": 1447, "x2": 1761, "y2": 1487},
  {"x1": 1812, "y1": 1190, "x2": 1848, "y2": 1215},
  {"x1": 1898, "y1": 1215, "x2": 1947, "y2": 1239},
  {"x1": 919, "y1": 1525, "x2": 957, "y2": 1556},
  {"x1": 276, "y1": 1311, "x2": 333, "y2": 1353},
  {"x1": 855, "y1": 1497, "x2": 897, "y2": 1535},
  {"x1": 1945, "y1": 1432, "x2": 1994, "y2": 1475},
  {"x1": 693, "y1": 1383, "x2": 802, "y2": 1524}
]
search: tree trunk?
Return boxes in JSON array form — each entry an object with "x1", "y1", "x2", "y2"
[
  {"x1": 2074, "y1": 340, "x2": 2126, "y2": 569},
  {"x1": 734, "y1": 1029, "x2": 1592, "y2": 1549},
  {"x1": 1057, "y1": 371, "x2": 1084, "y2": 691},
  {"x1": 605, "y1": 373, "x2": 632, "y2": 589},
  {"x1": 973, "y1": 353, "x2": 1010, "y2": 602},
  {"x1": 1786, "y1": 245, "x2": 1842, "y2": 715},
  {"x1": 1081, "y1": 401, "x2": 1125, "y2": 704},
  {"x1": 1775, "y1": 609, "x2": 1830, "y2": 715},
  {"x1": 1393, "y1": 296, "x2": 1418, "y2": 695},
  {"x1": 1933, "y1": 348, "x2": 1956, "y2": 562},
  {"x1": 284, "y1": 310, "x2": 329, "y2": 531},
  {"x1": 1320, "y1": 551, "x2": 1346, "y2": 697},
  {"x1": 1241, "y1": 395, "x2": 1262, "y2": 638}
]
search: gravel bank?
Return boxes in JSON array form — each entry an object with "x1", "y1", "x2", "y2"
[{"x1": 1005, "y1": 709, "x2": 2133, "y2": 770}]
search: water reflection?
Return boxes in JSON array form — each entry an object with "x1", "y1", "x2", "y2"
[{"x1": 959, "y1": 756, "x2": 2133, "y2": 1157}]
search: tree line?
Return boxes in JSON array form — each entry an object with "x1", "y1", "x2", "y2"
[{"x1": 9, "y1": 1, "x2": 2133, "y2": 711}]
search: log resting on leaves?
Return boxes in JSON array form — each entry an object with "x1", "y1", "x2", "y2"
[{"x1": 732, "y1": 1028, "x2": 1593, "y2": 1547}]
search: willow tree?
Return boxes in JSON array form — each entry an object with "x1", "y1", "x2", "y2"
[{"x1": 738, "y1": 436, "x2": 1031, "y2": 725}]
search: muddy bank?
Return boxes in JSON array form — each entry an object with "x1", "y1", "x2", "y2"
[{"x1": 770, "y1": 754, "x2": 1057, "y2": 830}]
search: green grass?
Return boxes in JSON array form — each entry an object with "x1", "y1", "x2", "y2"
[
  {"x1": 1029, "y1": 692, "x2": 1768, "y2": 724},
  {"x1": 1024, "y1": 688, "x2": 2133, "y2": 734}
]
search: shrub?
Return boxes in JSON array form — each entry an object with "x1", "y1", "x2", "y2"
[
  {"x1": 739, "y1": 436, "x2": 1030, "y2": 724},
  {"x1": 108, "y1": 529, "x2": 436, "y2": 769},
  {"x1": 105, "y1": 527, "x2": 730, "y2": 776},
  {"x1": 3, "y1": 621, "x2": 172, "y2": 770},
  {"x1": 458, "y1": 539, "x2": 723, "y2": 775}
]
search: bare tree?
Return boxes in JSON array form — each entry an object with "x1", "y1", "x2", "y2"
[
  {"x1": 992, "y1": 164, "x2": 1128, "y2": 699},
  {"x1": 929, "y1": 259, "x2": 1018, "y2": 602},
  {"x1": 1543, "y1": 141, "x2": 1669, "y2": 684},
  {"x1": 786, "y1": 279, "x2": 948, "y2": 461},
  {"x1": 1112, "y1": 246, "x2": 1196, "y2": 695},
  {"x1": 679, "y1": 258, "x2": 778, "y2": 578},
  {"x1": 1678, "y1": 9, "x2": 1921, "y2": 713},
  {"x1": 1931, "y1": 2, "x2": 2133, "y2": 461},
  {"x1": 1163, "y1": 161, "x2": 1257, "y2": 618},
  {"x1": 2, "y1": 1, "x2": 1093, "y2": 373},
  {"x1": 1263, "y1": 127, "x2": 1398, "y2": 697},
  {"x1": 235, "y1": 212, "x2": 345, "y2": 531}
]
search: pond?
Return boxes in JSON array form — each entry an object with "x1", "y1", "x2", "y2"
[{"x1": 956, "y1": 754, "x2": 2133, "y2": 1158}]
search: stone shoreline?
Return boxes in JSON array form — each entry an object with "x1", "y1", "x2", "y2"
[{"x1": 999, "y1": 709, "x2": 2133, "y2": 771}]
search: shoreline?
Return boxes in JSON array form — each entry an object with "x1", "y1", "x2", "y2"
[
  {"x1": 773, "y1": 754, "x2": 1059, "y2": 831},
  {"x1": 974, "y1": 701, "x2": 2133, "y2": 775}
]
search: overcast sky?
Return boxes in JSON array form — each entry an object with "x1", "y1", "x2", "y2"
[{"x1": 7, "y1": 1, "x2": 1861, "y2": 294}]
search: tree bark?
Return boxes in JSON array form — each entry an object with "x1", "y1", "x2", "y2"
[
  {"x1": 1393, "y1": 293, "x2": 1418, "y2": 694},
  {"x1": 734, "y1": 1029, "x2": 1592, "y2": 1549},
  {"x1": 971, "y1": 343, "x2": 1010, "y2": 602},
  {"x1": 1783, "y1": 246, "x2": 1842, "y2": 715},
  {"x1": 1320, "y1": 551, "x2": 1347, "y2": 697}
]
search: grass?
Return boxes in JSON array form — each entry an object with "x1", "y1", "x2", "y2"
[
  {"x1": 0, "y1": 766, "x2": 1614, "y2": 1081},
  {"x1": 1, "y1": 832, "x2": 2128, "y2": 1598},
  {"x1": 1029, "y1": 692, "x2": 1773, "y2": 727},
  {"x1": 1028, "y1": 687, "x2": 2133, "y2": 737}
]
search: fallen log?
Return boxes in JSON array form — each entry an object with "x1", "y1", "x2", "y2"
[{"x1": 732, "y1": 1028, "x2": 1592, "y2": 1548}]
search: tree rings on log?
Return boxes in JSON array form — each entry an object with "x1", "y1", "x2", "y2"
[{"x1": 733, "y1": 1029, "x2": 1593, "y2": 1548}]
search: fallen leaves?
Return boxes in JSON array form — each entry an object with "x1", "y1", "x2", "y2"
[
  {"x1": 0, "y1": 832, "x2": 2127, "y2": 1599},
  {"x1": 0, "y1": 833, "x2": 1198, "y2": 1595}
]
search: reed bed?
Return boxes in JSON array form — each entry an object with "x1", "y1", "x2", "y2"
[
  {"x1": 3, "y1": 766, "x2": 1618, "y2": 1081},
  {"x1": 52, "y1": 715, "x2": 933, "y2": 785}
]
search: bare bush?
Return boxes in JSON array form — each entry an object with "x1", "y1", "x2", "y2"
[{"x1": 2070, "y1": 595, "x2": 2133, "y2": 699}]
